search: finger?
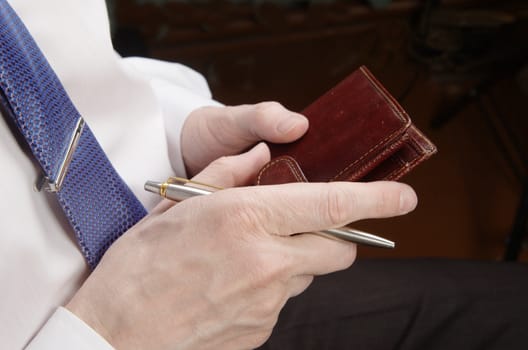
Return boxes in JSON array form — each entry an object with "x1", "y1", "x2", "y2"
[
  {"x1": 224, "y1": 102, "x2": 309, "y2": 144},
  {"x1": 191, "y1": 142, "x2": 270, "y2": 188},
  {"x1": 151, "y1": 143, "x2": 270, "y2": 214},
  {"x1": 280, "y1": 233, "x2": 357, "y2": 276},
  {"x1": 181, "y1": 103, "x2": 307, "y2": 176},
  {"x1": 287, "y1": 275, "x2": 314, "y2": 298},
  {"x1": 210, "y1": 181, "x2": 417, "y2": 236}
]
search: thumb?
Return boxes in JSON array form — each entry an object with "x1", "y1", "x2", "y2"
[
  {"x1": 223, "y1": 102, "x2": 309, "y2": 144},
  {"x1": 192, "y1": 142, "x2": 271, "y2": 188},
  {"x1": 151, "y1": 143, "x2": 270, "y2": 214},
  {"x1": 182, "y1": 103, "x2": 308, "y2": 176}
]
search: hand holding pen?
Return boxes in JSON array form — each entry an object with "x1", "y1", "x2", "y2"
[
  {"x1": 69, "y1": 106, "x2": 418, "y2": 349},
  {"x1": 145, "y1": 177, "x2": 396, "y2": 249}
]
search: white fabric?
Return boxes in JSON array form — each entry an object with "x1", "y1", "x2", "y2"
[
  {"x1": 25, "y1": 308, "x2": 114, "y2": 350},
  {"x1": 0, "y1": 0, "x2": 217, "y2": 348}
]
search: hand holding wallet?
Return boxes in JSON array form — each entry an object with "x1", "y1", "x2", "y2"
[{"x1": 256, "y1": 66, "x2": 437, "y2": 185}]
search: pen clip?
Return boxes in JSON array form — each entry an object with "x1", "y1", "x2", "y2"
[{"x1": 166, "y1": 177, "x2": 223, "y2": 192}]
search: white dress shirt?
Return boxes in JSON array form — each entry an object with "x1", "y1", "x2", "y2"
[{"x1": 0, "y1": 0, "x2": 218, "y2": 348}]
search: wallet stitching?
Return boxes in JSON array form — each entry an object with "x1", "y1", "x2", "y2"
[
  {"x1": 334, "y1": 139, "x2": 404, "y2": 181},
  {"x1": 384, "y1": 140, "x2": 436, "y2": 180},
  {"x1": 381, "y1": 141, "x2": 436, "y2": 180},
  {"x1": 408, "y1": 126, "x2": 437, "y2": 153},
  {"x1": 330, "y1": 132, "x2": 405, "y2": 181},
  {"x1": 260, "y1": 68, "x2": 436, "y2": 184},
  {"x1": 330, "y1": 69, "x2": 412, "y2": 182},
  {"x1": 283, "y1": 158, "x2": 307, "y2": 182},
  {"x1": 360, "y1": 66, "x2": 411, "y2": 126},
  {"x1": 355, "y1": 140, "x2": 406, "y2": 180},
  {"x1": 382, "y1": 127, "x2": 437, "y2": 180},
  {"x1": 383, "y1": 156, "x2": 411, "y2": 180},
  {"x1": 385, "y1": 154, "x2": 427, "y2": 180},
  {"x1": 258, "y1": 157, "x2": 305, "y2": 184},
  {"x1": 257, "y1": 156, "x2": 307, "y2": 184}
]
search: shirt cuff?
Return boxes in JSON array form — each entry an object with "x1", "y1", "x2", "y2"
[{"x1": 26, "y1": 307, "x2": 114, "y2": 350}]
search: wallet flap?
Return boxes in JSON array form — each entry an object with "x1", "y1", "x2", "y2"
[
  {"x1": 256, "y1": 66, "x2": 437, "y2": 185},
  {"x1": 361, "y1": 125, "x2": 437, "y2": 181},
  {"x1": 262, "y1": 66, "x2": 412, "y2": 183},
  {"x1": 332, "y1": 134, "x2": 409, "y2": 182},
  {"x1": 256, "y1": 156, "x2": 308, "y2": 185}
]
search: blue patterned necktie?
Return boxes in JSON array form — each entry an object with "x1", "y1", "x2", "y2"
[{"x1": 0, "y1": 0, "x2": 147, "y2": 268}]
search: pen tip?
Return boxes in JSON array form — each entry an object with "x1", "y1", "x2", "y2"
[
  {"x1": 375, "y1": 237, "x2": 395, "y2": 249},
  {"x1": 144, "y1": 181, "x2": 161, "y2": 194}
]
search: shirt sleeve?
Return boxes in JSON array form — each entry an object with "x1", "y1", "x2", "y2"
[
  {"x1": 120, "y1": 56, "x2": 223, "y2": 177},
  {"x1": 25, "y1": 307, "x2": 114, "y2": 350}
]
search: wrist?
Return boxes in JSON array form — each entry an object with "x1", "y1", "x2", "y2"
[{"x1": 65, "y1": 290, "x2": 118, "y2": 348}]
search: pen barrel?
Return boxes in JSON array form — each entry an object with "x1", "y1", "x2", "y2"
[
  {"x1": 321, "y1": 228, "x2": 395, "y2": 248},
  {"x1": 164, "y1": 183, "x2": 212, "y2": 201},
  {"x1": 144, "y1": 180, "x2": 394, "y2": 249}
]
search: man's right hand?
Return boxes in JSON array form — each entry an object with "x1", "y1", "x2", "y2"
[{"x1": 66, "y1": 143, "x2": 417, "y2": 350}]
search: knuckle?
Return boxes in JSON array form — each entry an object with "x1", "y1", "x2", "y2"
[
  {"x1": 251, "y1": 328, "x2": 275, "y2": 349},
  {"x1": 254, "y1": 101, "x2": 284, "y2": 119},
  {"x1": 293, "y1": 275, "x2": 315, "y2": 297},
  {"x1": 228, "y1": 191, "x2": 280, "y2": 233},
  {"x1": 211, "y1": 189, "x2": 277, "y2": 237},
  {"x1": 338, "y1": 243, "x2": 357, "y2": 270},
  {"x1": 204, "y1": 156, "x2": 237, "y2": 183},
  {"x1": 324, "y1": 186, "x2": 352, "y2": 226},
  {"x1": 210, "y1": 155, "x2": 232, "y2": 169},
  {"x1": 250, "y1": 252, "x2": 288, "y2": 288},
  {"x1": 249, "y1": 284, "x2": 287, "y2": 325},
  {"x1": 375, "y1": 187, "x2": 399, "y2": 214},
  {"x1": 256, "y1": 101, "x2": 283, "y2": 112},
  {"x1": 228, "y1": 199, "x2": 266, "y2": 232},
  {"x1": 258, "y1": 292, "x2": 285, "y2": 317},
  {"x1": 245, "y1": 248, "x2": 293, "y2": 296}
]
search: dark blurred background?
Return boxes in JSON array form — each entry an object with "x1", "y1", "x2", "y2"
[{"x1": 107, "y1": 0, "x2": 528, "y2": 262}]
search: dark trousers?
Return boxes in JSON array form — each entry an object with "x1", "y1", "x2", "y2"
[{"x1": 260, "y1": 259, "x2": 528, "y2": 349}]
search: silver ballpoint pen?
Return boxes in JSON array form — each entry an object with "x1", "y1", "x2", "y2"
[{"x1": 144, "y1": 177, "x2": 395, "y2": 249}]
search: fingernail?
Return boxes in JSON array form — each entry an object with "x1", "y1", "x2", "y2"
[
  {"x1": 277, "y1": 114, "x2": 307, "y2": 134},
  {"x1": 399, "y1": 186, "x2": 417, "y2": 213}
]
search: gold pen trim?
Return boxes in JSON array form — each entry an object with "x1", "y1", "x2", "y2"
[
  {"x1": 160, "y1": 182, "x2": 169, "y2": 197},
  {"x1": 167, "y1": 177, "x2": 223, "y2": 191}
]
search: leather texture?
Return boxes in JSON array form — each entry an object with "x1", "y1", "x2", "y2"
[{"x1": 256, "y1": 66, "x2": 437, "y2": 185}]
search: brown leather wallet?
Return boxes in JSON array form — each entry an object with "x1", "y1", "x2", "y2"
[{"x1": 256, "y1": 66, "x2": 437, "y2": 185}]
